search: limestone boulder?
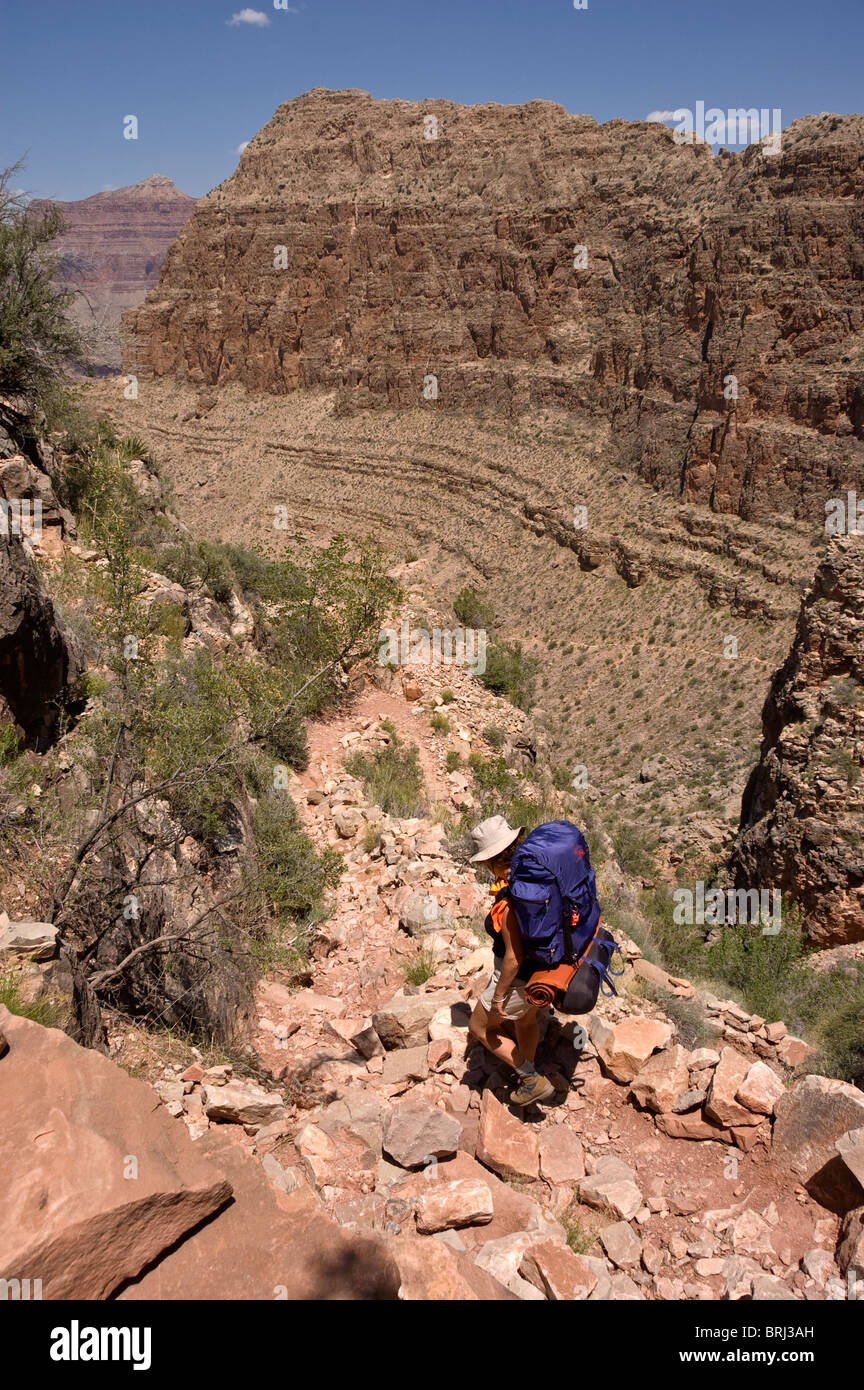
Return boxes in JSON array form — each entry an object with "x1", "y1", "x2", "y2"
[
  {"x1": 590, "y1": 1016, "x2": 673, "y2": 1084},
  {"x1": 773, "y1": 1075, "x2": 864, "y2": 1212},
  {"x1": 373, "y1": 988, "x2": 462, "y2": 1050},
  {"x1": 476, "y1": 1090, "x2": 539, "y2": 1182}
]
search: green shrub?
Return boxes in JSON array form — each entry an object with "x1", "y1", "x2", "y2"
[
  {"x1": 430, "y1": 712, "x2": 450, "y2": 733},
  {"x1": 830, "y1": 748, "x2": 861, "y2": 788},
  {"x1": 405, "y1": 947, "x2": 438, "y2": 986},
  {"x1": 0, "y1": 162, "x2": 83, "y2": 403},
  {"x1": 562, "y1": 1209, "x2": 597, "y2": 1256},
  {"x1": 345, "y1": 733, "x2": 427, "y2": 817},
  {"x1": 478, "y1": 641, "x2": 540, "y2": 710},
  {"x1": 151, "y1": 600, "x2": 188, "y2": 644},
  {"x1": 196, "y1": 541, "x2": 235, "y2": 604},
  {"x1": 445, "y1": 750, "x2": 461, "y2": 773},
  {"x1": 440, "y1": 689, "x2": 456, "y2": 705},
  {"x1": 247, "y1": 792, "x2": 342, "y2": 957},
  {"x1": 0, "y1": 722, "x2": 19, "y2": 766},
  {"x1": 117, "y1": 435, "x2": 153, "y2": 465},
  {"x1": 453, "y1": 586, "x2": 496, "y2": 631},
  {"x1": 483, "y1": 725, "x2": 507, "y2": 749},
  {"x1": 469, "y1": 753, "x2": 516, "y2": 799},
  {"x1": 611, "y1": 822, "x2": 658, "y2": 878},
  {"x1": 0, "y1": 969, "x2": 68, "y2": 1029}
]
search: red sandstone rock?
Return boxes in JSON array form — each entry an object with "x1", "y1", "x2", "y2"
[
  {"x1": 591, "y1": 1016, "x2": 673, "y2": 1084},
  {"x1": 519, "y1": 1239, "x2": 597, "y2": 1301},
  {"x1": 476, "y1": 1090, "x2": 540, "y2": 1182},
  {"x1": 0, "y1": 1008, "x2": 234, "y2": 1300},
  {"x1": 705, "y1": 1047, "x2": 763, "y2": 1127}
]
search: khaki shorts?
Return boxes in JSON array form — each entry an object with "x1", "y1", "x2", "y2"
[{"x1": 479, "y1": 968, "x2": 534, "y2": 1021}]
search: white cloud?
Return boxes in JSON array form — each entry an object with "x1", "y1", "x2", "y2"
[
  {"x1": 236, "y1": 142, "x2": 250, "y2": 154},
  {"x1": 226, "y1": 9, "x2": 270, "y2": 27},
  {"x1": 645, "y1": 110, "x2": 680, "y2": 123}
]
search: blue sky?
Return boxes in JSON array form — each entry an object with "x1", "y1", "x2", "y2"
[{"x1": 3, "y1": 0, "x2": 862, "y2": 201}]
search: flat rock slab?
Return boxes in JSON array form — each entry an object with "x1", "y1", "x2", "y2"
[
  {"x1": 202, "y1": 1080, "x2": 285, "y2": 1126},
  {"x1": 0, "y1": 921, "x2": 57, "y2": 960},
  {"x1": 705, "y1": 1047, "x2": 763, "y2": 1128},
  {"x1": 416, "y1": 1178, "x2": 494, "y2": 1234},
  {"x1": 392, "y1": 1150, "x2": 543, "y2": 1249},
  {"x1": 773, "y1": 1075, "x2": 864, "y2": 1213},
  {"x1": 578, "y1": 1154, "x2": 642, "y2": 1221},
  {"x1": 383, "y1": 1106, "x2": 462, "y2": 1170},
  {"x1": 538, "y1": 1124, "x2": 585, "y2": 1185},
  {"x1": 837, "y1": 1127, "x2": 864, "y2": 1191},
  {"x1": 390, "y1": 1235, "x2": 514, "y2": 1300},
  {"x1": 736, "y1": 1059, "x2": 785, "y2": 1116},
  {"x1": 373, "y1": 989, "x2": 462, "y2": 1050},
  {"x1": 382, "y1": 1044, "x2": 429, "y2": 1084},
  {"x1": 0, "y1": 1008, "x2": 232, "y2": 1300},
  {"x1": 599, "y1": 1220, "x2": 642, "y2": 1269},
  {"x1": 590, "y1": 1016, "x2": 673, "y2": 1084},
  {"x1": 473, "y1": 1231, "x2": 550, "y2": 1300},
  {"x1": 476, "y1": 1090, "x2": 540, "y2": 1182},
  {"x1": 655, "y1": 1110, "x2": 735, "y2": 1143},
  {"x1": 629, "y1": 1043, "x2": 691, "y2": 1114},
  {"x1": 119, "y1": 1128, "x2": 399, "y2": 1300},
  {"x1": 519, "y1": 1239, "x2": 598, "y2": 1300}
]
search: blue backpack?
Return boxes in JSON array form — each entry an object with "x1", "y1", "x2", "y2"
[{"x1": 508, "y1": 820, "x2": 622, "y2": 1001}]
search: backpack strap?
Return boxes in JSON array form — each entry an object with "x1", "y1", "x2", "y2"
[
  {"x1": 562, "y1": 904, "x2": 601, "y2": 972},
  {"x1": 571, "y1": 922, "x2": 624, "y2": 997}
]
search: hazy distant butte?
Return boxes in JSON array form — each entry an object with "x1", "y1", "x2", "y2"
[{"x1": 34, "y1": 175, "x2": 195, "y2": 370}]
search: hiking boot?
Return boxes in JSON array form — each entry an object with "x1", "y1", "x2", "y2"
[{"x1": 511, "y1": 1072, "x2": 556, "y2": 1106}]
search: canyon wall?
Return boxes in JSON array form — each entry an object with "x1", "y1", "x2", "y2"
[{"x1": 125, "y1": 90, "x2": 864, "y2": 522}]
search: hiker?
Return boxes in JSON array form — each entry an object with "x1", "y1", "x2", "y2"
[
  {"x1": 467, "y1": 815, "x2": 557, "y2": 1106},
  {"x1": 468, "y1": 814, "x2": 621, "y2": 1108}
]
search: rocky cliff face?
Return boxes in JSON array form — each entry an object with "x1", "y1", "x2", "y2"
[
  {"x1": 0, "y1": 403, "x2": 82, "y2": 749},
  {"x1": 34, "y1": 175, "x2": 194, "y2": 370},
  {"x1": 732, "y1": 537, "x2": 864, "y2": 946},
  {"x1": 125, "y1": 90, "x2": 864, "y2": 523}
]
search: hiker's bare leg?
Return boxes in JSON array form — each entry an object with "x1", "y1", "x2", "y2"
[
  {"x1": 514, "y1": 1008, "x2": 540, "y2": 1068},
  {"x1": 469, "y1": 1001, "x2": 521, "y2": 1070}
]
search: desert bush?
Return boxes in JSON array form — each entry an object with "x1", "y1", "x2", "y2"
[
  {"x1": 405, "y1": 947, "x2": 438, "y2": 986},
  {"x1": 0, "y1": 969, "x2": 68, "y2": 1030},
  {"x1": 478, "y1": 640, "x2": 539, "y2": 710},
  {"x1": 453, "y1": 586, "x2": 496, "y2": 631},
  {"x1": 345, "y1": 734, "x2": 427, "y2": 817},
  {"x1": 483, "y1": 724, "x2": 507, "y2": 749},
  {"x1": 0, "y1": 162, "x2": 83, "y2": 403},
  {"x1": 247, "y1": 792, "x2": 342, "y2": 956},
  {"x1": 611, "y1": 822, "x2": 657, "y2": 878},
  {"x1": 0, "y1": 723, "x2": 19, "y2": 766}
]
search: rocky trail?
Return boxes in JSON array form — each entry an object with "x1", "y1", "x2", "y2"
[{"x1": 88, "y1": 652, "x2": 864, "y2": 1302}]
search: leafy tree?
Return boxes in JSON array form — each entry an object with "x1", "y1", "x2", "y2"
[{"x1": 0, "y1": 160, "x2": 83, "y2": 404}]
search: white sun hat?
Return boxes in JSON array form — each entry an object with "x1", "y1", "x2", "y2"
[{"x1": 469, "y1": 815, "x2": 523, "y2": 864}]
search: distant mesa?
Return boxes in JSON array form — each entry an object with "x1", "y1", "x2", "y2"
[{"x1": 31, "y1": 176, "x2": 195, "y2": 373}]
